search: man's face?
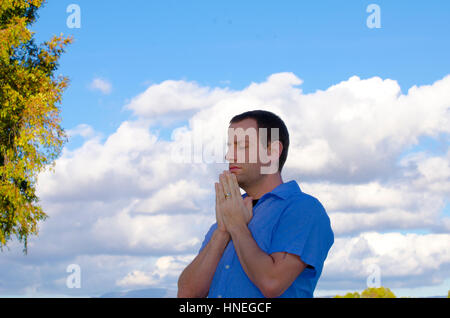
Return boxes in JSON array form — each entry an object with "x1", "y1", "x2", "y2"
[{"x1": 225, "y1": 118, "x2": 275, "y2": 188}]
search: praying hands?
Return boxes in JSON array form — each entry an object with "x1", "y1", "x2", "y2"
[{"x1": 215, "y1": 170, "x2": 253, "y2": 234}]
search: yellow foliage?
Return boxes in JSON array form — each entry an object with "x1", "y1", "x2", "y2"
[
  {"x1": 334, "y1": 287, "x2": 396, "y2": 298},
  {"x1": 0, "y1": 0, "x2": 72, "y2": 253},
  {"x1": 361, "y1": 287, "x2": 396, "y2": 298},
  {"x1": 334, "y1": 292, "x2": 361, "y2": 298}
]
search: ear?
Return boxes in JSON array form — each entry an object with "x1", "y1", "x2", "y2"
[{"x1": 268, "y1": 140, "x2": 282, "y2": 158}]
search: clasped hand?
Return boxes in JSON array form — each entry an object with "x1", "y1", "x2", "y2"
[{"x1": 215, "y1": 170, "x2": 253, "y2": 234}]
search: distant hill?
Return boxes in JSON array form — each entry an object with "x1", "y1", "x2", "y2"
[
  {"x1": 98, "y1": 288, "x2": 175, "y2": 298},
  {"x1": 97, "y1": 288, "x2": 446, "y2": 298}
]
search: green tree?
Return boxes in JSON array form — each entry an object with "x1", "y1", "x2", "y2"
[
  {"x1": 334, "y1": 287, "x2": 396, "y2": 298},
  {"x1": 0, "y1": 0, "x2": 72, "y2": 253},
  {"x1": 334, "y1": 292, "x2": 361, "y2": 298},
  {"x1": 361, "y1": 287, "x2": 396, "y2": 298}
]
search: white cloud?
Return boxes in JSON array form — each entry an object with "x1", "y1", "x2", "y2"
[
  {"x1": 124, "y1": 79, "x2": 230, "y2": 118},
  {"x1": 283, "y1": 75, "x2": 450, "y2": 181},
  {"x1": 2, "y1": 72, "x2": 450, "y2": 296},
  {"x1": 321, "y1": 232, "x2": 450, "y2": 289},
  {"x1": 37, "y1": 120, "x2": 160, "y2": 202},
  {"x1": 129, "y1": 72, "x2": 450, "y2": 183},
  {"x1": 133, "y1": 179, "x2": 211, "y2": 214},
  {"x1": 90, "y1": 77, "x2": 112, "y2": 95},
  {"x1": 116, "y1": 270, "x2": 159, "y2": 287},
  {"x1": 300, "y1": 180, "x2": 448, "y2": 235},
  {"x1": 399, "y1": 149, "x2": 450, "y2": 196},
  {"x1": 66, "y1": 124, "x2": 98, "y2": 139},
  {"x1": 116, "y1": 255, "x2": 194, "y2": 289},
  {"x1": 91, "y1": 208, "x2": 209, "y2": 252}
]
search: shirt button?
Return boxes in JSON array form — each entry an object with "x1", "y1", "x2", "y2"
[{"x1": 225, "y1": 265, "x2": 230, "y2": 269}]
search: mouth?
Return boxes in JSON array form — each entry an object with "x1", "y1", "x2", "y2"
[{"x1": 229, "y1": 166, "x2": 242, "y2": 173}]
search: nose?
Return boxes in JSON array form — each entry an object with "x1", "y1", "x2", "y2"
[{"x1": 224, "y1": 144, "x2": 235, "y2": 163}]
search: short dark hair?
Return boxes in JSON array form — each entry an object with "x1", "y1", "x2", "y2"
[{"x1": 229, "y1": 110, "x2": 289, "y2": 173}]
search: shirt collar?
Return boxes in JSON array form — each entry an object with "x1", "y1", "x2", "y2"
[{"x1": 242, "y1": 180, "x2": 301, "y2": 200}]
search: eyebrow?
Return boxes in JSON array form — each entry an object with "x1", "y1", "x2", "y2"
[{"x1": 227, "y1": 140, "x2": 250, "y2": 146}]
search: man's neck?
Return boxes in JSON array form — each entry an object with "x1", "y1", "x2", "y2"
[{"x1": 245, "y1": 173, "x2": 283, "y2": 200}]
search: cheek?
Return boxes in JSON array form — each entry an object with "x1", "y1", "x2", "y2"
[
  {"x1": 245, "y1": 164, "x2": 260, "y2": 175},
  {"x1": 246, "y1": 144, "x2": 261, "y2": 164}
]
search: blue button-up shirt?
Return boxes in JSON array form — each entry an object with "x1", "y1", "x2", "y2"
[{"x1": 198, "y1": 180, "x2": 334, "y2": 298}]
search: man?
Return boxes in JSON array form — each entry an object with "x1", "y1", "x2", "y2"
[{"x1": 177, "y1": 110, "x2": 334, "y2": 298}]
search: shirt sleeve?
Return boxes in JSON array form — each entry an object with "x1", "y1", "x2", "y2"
[
  {"x1": 198, "y1": 222, "x2": 218, "y2": 254},
  {"x1": 268, "y1": 198, "x2": 334, "y2": 271}
]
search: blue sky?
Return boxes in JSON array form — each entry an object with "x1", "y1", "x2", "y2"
[
  {"x1": 1, "y1": 0, "x2": 449, "y2": 298},
  {"x1": 32, "y1": 0, "x2": 450, "y2": 146}
]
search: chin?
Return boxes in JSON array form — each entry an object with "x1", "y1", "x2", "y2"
[{"x1": 234, "y1": 174, "x2": 245, "y2": 187}]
